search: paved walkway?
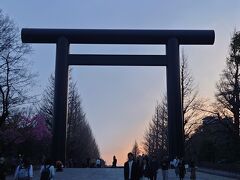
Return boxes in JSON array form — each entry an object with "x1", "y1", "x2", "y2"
[{"x1": 7, "y1": 168, "x2": 238, "y2": 180}]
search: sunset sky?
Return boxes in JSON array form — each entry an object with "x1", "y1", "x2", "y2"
[{"x1": 1, "y1": 0, "x2": 240, "y2": 165}]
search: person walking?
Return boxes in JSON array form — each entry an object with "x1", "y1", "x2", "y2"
[
  {"x1": 160, "y1": 157, "x2": 169, "y2": 180},
  {"x1": 0, "y1": 156, "x2": 7, "y2": 180},
  {"x1": 149, "y1": 155, "x2": 158, "y2": 180},
  {"x1": 136, "y1": 155, "x2": 143, "y2": 180},
  {"x1": 96, "y1": 158, "x2": 101, "y2": 168},
  {"x1": 40, "y1": 158, "x2": 55, "y2": 180},
  {"x1": 173, "y1": 156, "x2": 179, "y2": 177},
  {"x1": 55, "y1": 161, "x2": 63, "y2": 172},
  {"x1": 124, "y1": 152, "x2": 138, "y2": 180},
  {"x1": 189, "y1": 160, "x2": 196, "y2": 180},
  {"x1": 178, "y1": 158, "x2": 186, "y2": 180},
  {"x1": 14, "y1": 157, "x2": 33, "y2": 180},
  {"x1": 112, "y1": 156, "x2": 117, "y2": 168},
  {"x1": 140, "y1": 156, "x2": 151, "y2": 180}
]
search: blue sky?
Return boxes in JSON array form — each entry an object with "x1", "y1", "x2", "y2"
[{"x1": 1, "y1": 0, "x2": 240, "y2": 165}]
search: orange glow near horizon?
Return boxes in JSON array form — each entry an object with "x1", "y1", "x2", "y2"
[
  {"x1": 102, "y1": 149, "x2": 128, "y2": 166},
  {"x1": 96, "y1": 113, "x2": 150, "y2": 166},
  {"x1": 101, "y1": 141, "x2": 145, "y2": 166},
  {"x1": 98, "y1": 118, "x2": 148, "y2": 166}
]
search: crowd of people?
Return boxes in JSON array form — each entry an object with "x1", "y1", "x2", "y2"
[
  {"x1": 171, "y1": 156, "x2": 196, "y2": 180},
  {"x1": 124, "y1": 152, "x2": 196, "y2": 180},
  {"x1": 0, "y1": 153, "x2": 196, "y2": 180},
  {"x1": 13, "y1": 156, "x2": 57, "y2": 180},
  {"x1": 0, "y1": 154, "x2": 59, "y2": 180}
]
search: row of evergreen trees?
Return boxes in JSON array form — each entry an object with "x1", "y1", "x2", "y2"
[{"x1": 40, "y1": 74, "x2": 100, "y2": 166}]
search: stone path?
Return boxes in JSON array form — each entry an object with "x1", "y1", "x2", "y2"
[{"x1": 7, "y1": 168, "x2": 238, "y2": 180}]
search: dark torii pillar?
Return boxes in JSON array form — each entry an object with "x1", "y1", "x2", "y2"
[
  {"x1": 21, "y1": 29, "x2": 214, "y2": 163},
  {"x1": 53, "y1": 37, "x2": 69, "y2": 164},
  {"x1": 167, "y1": 38, "x2": 183, "y2": 158}
]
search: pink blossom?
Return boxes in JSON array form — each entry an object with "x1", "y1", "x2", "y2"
[{"x1": 30, "y1": 114, "x2": 52, "y2": 141}]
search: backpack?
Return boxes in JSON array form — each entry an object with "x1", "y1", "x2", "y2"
[
  {"x1": 40, "y1": 165, "x2": 51, "y2": 180},
  {"x1": 17, "y1": 165, "x2": 30, "y2": 180}
]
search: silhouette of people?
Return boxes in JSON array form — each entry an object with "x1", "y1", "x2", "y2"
[
  {"x1": 189, "y1": 159, "x2": 196, "y2": 180},
  {"x1": 139, "y1": 155, "x2": 151, "y2": 180},
  {"x1": 86, "y1": 158, "x2": 90, "y2": 168},
  {"x1": 40, "y1": 158, "x2": 55, "y2": 180},
  {"x1": 124, "y1": 152, "x2": 138, "y2": 180},
  {"x1": 67, "y1": 158, "x2": 73, "y2": 168},
  {"x1": 17, "y1": 154, "x2": 23, "y2": 165},
  {"x1": 160, "y1": 156, "x2": 169, "y2": 180},
  {"x1": 149, "y1": 155, "x2": 158, "y2": 180},
  {"x1": 56, "y1": 160, "x2": 63, "y2": 172},
  {"x1": 178, "y1": 158, "x2": 186, "y2": 180},
  {"x1": 14, "y1": 157, "x2": 33, "y2": 180},
  {"x1": 0, "y1": 156, "x2": 7, "y2": 180},
  {"x1": 96, "y1": 158, "x2": 101, "y2": 168},
  {"x1": 173, "y1": 156, "x2": 179, "y2": 177},
  {"x1": 136, "y1": 155, "x2": 143, "y2": 179},
  {"x1": 112, "y1": 155, "x2": 117, "y2": 168}
]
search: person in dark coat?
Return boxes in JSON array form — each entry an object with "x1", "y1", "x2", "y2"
[
  {"x1": 189, "y1": 160, "x2": 196, "y2": 180},
  {"x1": 124, "y1": 152, "x2": 138, "y2": 180},
  {"x1": 112, "y1": 156, "x2": 117, "y2": 168},
  {"x1": 0, "y1": 156, "x2": 7, "y2": 180},
  {"x1": 160, "y1": 156, "x2": 169, "y2": 180},
  {"x1": 149, "y1": 155, "x2": 158, "y2": 180},
  {"x1": 178, "y1": 158, "x2": 186, "y2": 180},
  {"x1": 136, "y1": 155, "x2": 143, "y2": 179},
  {"x1": 140, "y1": 156, "x2": 151, "y2": 180}
]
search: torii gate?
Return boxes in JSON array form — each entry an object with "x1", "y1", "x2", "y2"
[{"x1": 21, "y1": 29, "x2": 214, "y2": 164}]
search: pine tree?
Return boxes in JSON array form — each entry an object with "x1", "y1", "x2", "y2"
[
  {"x1": 39, "y1": 72, "x2": 100, "y2": 166},
  {"x1": 216, "y1": 31, "x2": 240, "y2": 136},
  {"x1": 131, "y1": 140, "x2": 140, "y2": 159},
  {"x1": 143, "y1": 100, "x2": 168, "y2": 158}
]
